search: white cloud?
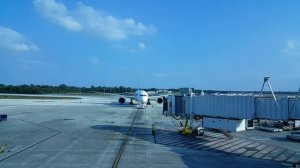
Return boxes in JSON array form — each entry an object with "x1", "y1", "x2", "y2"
[
  {"x1": 33, "y1": 0, "x2": 82, "y2": 31},
  {"x1": 138, "y1": 42, "x2": 146, "y2": 50},
  {"x1": 88, "y1": 56, "x2": 101, "y2": 65},
  {"x1": 283, "y1": 40, "x2": 299, "y2": 55},
  {"x1": 33, "y1": 0, "x2": 156, "y2": 40},
  {"x1": 76, "y1": 2, "x2": 156, "y2": 40},
  {"x1": 0, "y1": 26, "x2": 39, "y2": 52}
]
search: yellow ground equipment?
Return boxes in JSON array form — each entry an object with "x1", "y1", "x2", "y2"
[{"x1": 179, "y1": 117, "x2": 193, "y2": 135}]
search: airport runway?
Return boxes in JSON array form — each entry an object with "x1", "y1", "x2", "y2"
[{"x1": 0, "y1": 95, "x2": 298, "y2": 167}]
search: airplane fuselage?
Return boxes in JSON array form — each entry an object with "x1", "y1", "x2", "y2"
[
  {"x1": 134, "y1": 90, "x2": 149, "y2": 104},
  {"x1": 118, "y1": 90, "x2": 164, "y2": 108}
]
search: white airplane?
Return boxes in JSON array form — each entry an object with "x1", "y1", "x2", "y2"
[{"x1": 118, "y1": 90, "x2": 165, "y2": 108}]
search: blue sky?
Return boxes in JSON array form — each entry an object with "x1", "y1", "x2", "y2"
[{"x1": 0, "y1": 0, "x2": 300, "y2": 91}]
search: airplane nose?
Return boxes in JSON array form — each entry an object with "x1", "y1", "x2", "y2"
[{"x1": 142, "y1": 97, "x2": 148, "y2": 103}]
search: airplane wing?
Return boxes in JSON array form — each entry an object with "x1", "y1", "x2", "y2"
[
  {"x1": 118, "y1": 95, "x2": 135, "y2": 104},
  {"x1": 148, "y1": 95, "x2": 164, "y2": 104}
]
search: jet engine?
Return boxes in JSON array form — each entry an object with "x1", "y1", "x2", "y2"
[
  {"x1": 118, "y1": 97, "x2": 126, "y2": 104},
  {"x1": 156, "y1": 97, "x2": 163, "y2": 104}
]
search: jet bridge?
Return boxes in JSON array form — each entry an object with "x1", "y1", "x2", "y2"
[
  {"x1": 178, "y1": 95, "x2": 300, "y2": 120},
  {"x1": 167, "y1": 79, "x2": 300, "y2": 132},
  {"x1": 167, "y1": 95, "x2": 300, "y2": 132}
]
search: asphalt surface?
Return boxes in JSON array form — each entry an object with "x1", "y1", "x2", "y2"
[{"x1": 0, "y1": 95, "x2": 298, "y2": 167}]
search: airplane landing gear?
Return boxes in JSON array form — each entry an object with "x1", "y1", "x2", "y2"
[{"x1": 130, "y1": 98, "x2": 133, "y2": 105}]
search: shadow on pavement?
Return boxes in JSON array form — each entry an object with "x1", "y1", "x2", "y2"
[{"x1": 91, "y1": 124, "x2": 288, "y2": 168}]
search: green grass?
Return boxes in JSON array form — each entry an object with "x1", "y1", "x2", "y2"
[{"x1": 0, "y1": 95, "x2": 81, "y2": 100}]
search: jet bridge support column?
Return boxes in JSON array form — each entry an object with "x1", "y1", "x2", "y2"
[
  {"x1": 289, "y1": 87, "x2": 300, "y2": 118},
  {"x1": 255, "y1": 76, "x2": 281, "y2": 118},
  {"x1": 189, "y1": 92, "x2": 194, "y2": 128}
]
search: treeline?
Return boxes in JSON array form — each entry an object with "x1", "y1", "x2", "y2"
[
  {"x1": 0, "y1": 84, "x2": 137, "y2": 94},
  {"x1": 0, "y1": 84, "x2": 296, "y2": 95}
]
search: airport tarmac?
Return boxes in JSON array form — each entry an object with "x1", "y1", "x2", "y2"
[{"x1": 0, "y1": 95, "x2": 299, "y2": 167}]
